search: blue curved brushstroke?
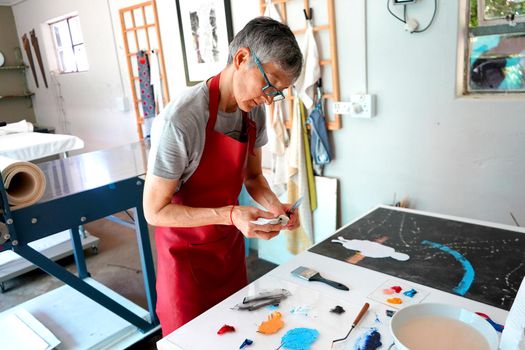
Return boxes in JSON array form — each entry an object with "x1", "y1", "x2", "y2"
[{"x1": 421, "y1": 240, "x2": 475, "y2": 296}]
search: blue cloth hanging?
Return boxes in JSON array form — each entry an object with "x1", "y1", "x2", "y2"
[{"x1": 306, "y1": 101, "x2": 332, "y2": 175}]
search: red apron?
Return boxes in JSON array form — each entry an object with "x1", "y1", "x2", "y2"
[{"x1": 155, "y1": 73, "x2": 255, "y2": 336}]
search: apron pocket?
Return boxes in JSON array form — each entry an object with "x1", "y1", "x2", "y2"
[{"x1": 187, "y1": 233, "x2": 243, "y2": 288}]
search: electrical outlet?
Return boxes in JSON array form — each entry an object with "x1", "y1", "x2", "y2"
[
  {"x1": 333, "y1": 94, "x2": 376, "y2": 118},
  {"x1": 333, "y1": 102, "x2": 354, "y2": 114}
]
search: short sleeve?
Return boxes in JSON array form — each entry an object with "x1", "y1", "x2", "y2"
[
  {"x1": 253, "y1": 106, "x2": 268, "y2": 148},
  {"x1": 151, "y1": 120, "x2": 190, "y2": 180}
]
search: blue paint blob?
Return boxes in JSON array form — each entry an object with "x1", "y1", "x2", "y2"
[
  {"x1": 280, "y1": 328, "x2": 319, "y2": 350},
  {"x1": 266, "y1": 304, "x2": 279, "y2": 311},
  {"x1": 374, "y1": 313, "x2": 381, "y2": 324},
  {"x1": 403, "y1": 288, "x2": 418, "y2": 298},
  {"x1": 354, "y1": 328, "x2": 382, "y2": 350},
  {"x1": 239, "y1": 338, "x2": 253, "y2": 349},
  {"x1": 421, "y1": 240, "x2": 475, "y2": 295}
]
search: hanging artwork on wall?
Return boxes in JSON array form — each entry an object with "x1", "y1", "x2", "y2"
[{"x1": 175, "y1": 0, "x2": 233, "y2": 85}]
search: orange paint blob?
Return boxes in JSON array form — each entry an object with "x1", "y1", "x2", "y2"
[
  {"x1": 386, "y1": 297, "x2": 403, "y2": 304},
  {"x1": 258, "y1": 311, "x2": 284, "y2": 334}
]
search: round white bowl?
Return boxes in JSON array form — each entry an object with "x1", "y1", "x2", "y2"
[{"x1": 390, "y1": 303, "x2": 499, "y2": 350}]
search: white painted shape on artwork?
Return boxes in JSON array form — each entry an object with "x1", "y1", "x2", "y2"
[{"x1": 331, "y1": 236, "x2": 410, "y2": 261}]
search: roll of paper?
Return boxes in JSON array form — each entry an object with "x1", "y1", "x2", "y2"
[{"x1": 0, "y1": 156, "x2": 45, "y2": 209}]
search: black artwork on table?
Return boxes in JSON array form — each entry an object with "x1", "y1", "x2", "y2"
[{"x1": 309, "y1": 207, "x2": 525, "y2": 310}]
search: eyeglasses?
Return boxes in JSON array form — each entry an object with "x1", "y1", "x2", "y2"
[{"x1": 251, "y1": 50, "x2": 286, "y2": 102}]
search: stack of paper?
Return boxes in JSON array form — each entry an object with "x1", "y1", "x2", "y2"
[
  {"x1": 500, "y1": 277, "x2": 525, "y2": 350},
  {"x1": 0, "y1": 309, "x2": 60, "y2": 350}
]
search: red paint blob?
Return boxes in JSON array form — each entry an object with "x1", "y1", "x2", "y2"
[
  {"x1": 391, "y1": 286, "x2": 402, "y2": 293},
  {"x1": 217, "y1": 324, "x2": 235, "y2": 335}
]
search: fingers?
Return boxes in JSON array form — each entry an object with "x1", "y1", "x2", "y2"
[
  {"x1": 285, "y1": 212, "x2": 301, "y2": 230},
  {"x1": 253, "y1": 230, "x2": 280, "y2": 240},
  {"x1": 257, "y1": 209, "x2": 278, "y2": 219}
]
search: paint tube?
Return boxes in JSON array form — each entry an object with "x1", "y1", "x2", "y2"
[
  {"x1": 232, "y1": 297, "x2": 283, "y2": 311},
  {"x1": 242, "y1": 289, "x2": 291, "y2": 304}
]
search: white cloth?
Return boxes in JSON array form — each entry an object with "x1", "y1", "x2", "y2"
[
  {"x1": 287, "y1": 94, "x2": 313, "y2": 244},
  {"x1": 0, "y1": 133, "x2": 84, "y2": 161},
  {"x1": 0, "y1": 120, "x2": 33, "y2": 136},
  {"x1": 265, "y1": 101, "x2": 288, "y2": 186},
  {"x1": 150, "y1": 50, "x2": 165, "y2": 112},
  {"x1": 263, "y1": 0, "x2": 282, "y2": 22},
  {"x1": 294, "y1": 21, "x2": 321, "y2": 110}
]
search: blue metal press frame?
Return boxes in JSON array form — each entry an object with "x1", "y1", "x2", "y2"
[{"x1": 0, "y1": 175, "x2": 158, "y2": 333}]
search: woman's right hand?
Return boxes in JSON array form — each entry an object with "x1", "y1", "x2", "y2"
[{"x1": 230, "y1": 205, "x2": 283, "y2": 240}]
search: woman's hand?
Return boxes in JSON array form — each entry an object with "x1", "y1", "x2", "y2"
[
  {"x1": 267, "y1": 202, "x2": 301, "y2": 231},
  {"x1": 230, "y1": 205, "x2": 283, "y2": 240}
]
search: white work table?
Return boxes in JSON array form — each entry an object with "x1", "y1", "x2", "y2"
[{"x1": 158, "y1": 206, "x2": 523, "y2": 350}]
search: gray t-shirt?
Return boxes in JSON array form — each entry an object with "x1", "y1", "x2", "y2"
[{"x1": 149, "y1": 81, "x2": 267, "y2": 186}]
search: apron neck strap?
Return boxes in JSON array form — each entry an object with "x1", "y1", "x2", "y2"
[
  {"x1": 208, "y1": 73, "x2": 221, "y2": 131},
  {"x1": 208, "y1": 73, "x2": 254, "y2": 155}
]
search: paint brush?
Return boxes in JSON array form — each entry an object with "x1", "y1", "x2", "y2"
[
  {"x1": 331, "y1": 302, "x2": 370, "y2": 348},
  {"x1": 291, "y1": 266, "x2": 349, "y2": 291},
  {"x1": 286, "y1": 196, "x2": 303, "y2": 216}
]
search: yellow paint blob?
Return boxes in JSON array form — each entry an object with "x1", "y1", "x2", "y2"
[
  {"x1": 387, "y1": 297, "x2": 403, "y2": 304},
  {"x1": 258, "y1": 311, "x2": 284, "y2": 334}
]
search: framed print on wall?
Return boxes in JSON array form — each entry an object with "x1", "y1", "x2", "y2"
[{"x1": 175, "y1": 0, "x2": 233, "y2": 85}]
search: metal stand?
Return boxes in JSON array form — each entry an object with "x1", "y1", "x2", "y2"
[{"x1": 0, "y1": 146, "x2": 158, "y2": 333}]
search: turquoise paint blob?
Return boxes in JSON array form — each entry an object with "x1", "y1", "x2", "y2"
[
  {"x1": 280, "y1": 328, "x2": 319, "y2": 350},
  {"x1": 403, "y1": 288, "x2": 418, "y2": 298},
  {"x1": 354, "y1": 328, "x2": 382, "y2": 350},
  {"x1": 266, "y1": 304, "x2": 279, "y2": 311}
]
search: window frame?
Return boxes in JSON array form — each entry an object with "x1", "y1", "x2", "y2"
[
  {"x1": 49, "y1": 15, "x2": 88, "y2": 74},
  {"x1": 477, "y1": 0, "x2": 525, "y2": 26},
  {"x1": 457, "y1": 0, "x2": 525, "y2": 96}
]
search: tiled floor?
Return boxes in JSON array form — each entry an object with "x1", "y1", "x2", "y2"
[{"x1": 0, "y1": 214, "x2": 277, "y2": 349}]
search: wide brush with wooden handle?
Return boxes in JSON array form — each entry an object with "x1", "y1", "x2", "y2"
[{"x1": 291, "y1": 266, "x2": 349, "y2": 291}]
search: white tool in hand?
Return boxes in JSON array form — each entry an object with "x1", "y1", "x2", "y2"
[
  {"x1": 250, "y1": 196, "x2": 303, "y2": 226},
  {"x1": 251, "y1": 215, "x2": 289, "y2": 226}
]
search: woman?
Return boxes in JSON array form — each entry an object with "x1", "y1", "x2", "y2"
[{"x1": 143, "y1": 17, "x2": 303, "y2": 335}]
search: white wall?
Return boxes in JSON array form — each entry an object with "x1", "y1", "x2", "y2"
[
  {"x1": 12, "y1": 0, "x2": 138, "y2": 152},
  {"x1": 12, "y1": 0, "x2": 524, "y2": 227},
  {"x1": 327, "y1": 0, "x2": 524, "y2": 227}
]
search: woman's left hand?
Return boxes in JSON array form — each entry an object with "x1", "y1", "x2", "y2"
[{"x1": 269, "y1": 202, "x2": 301, "y2": 231}]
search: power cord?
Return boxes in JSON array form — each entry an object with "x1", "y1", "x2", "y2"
[
  {"x1": 413, "y1": 0, "x2": 438, "y2": 33},
  {"x1": 387, "y1": 0, "x2": 406, "y2": 23},
  {"x1": 386, "y1": 0, "x2": 438, "y2": 33}
]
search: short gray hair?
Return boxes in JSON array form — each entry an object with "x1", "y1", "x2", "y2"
[{"x1": 228, "y1": 17, "x2": 303, "y2": 81}]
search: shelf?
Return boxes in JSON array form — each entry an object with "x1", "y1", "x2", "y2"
[
  {"x1": 0, "y1": 92, "x2": 35, "y2": 100},
  {"x1": 0, "y1": 65, "x2": 28, "y2": 71}
]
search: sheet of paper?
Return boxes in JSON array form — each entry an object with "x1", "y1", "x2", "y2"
[
  {"x1": 0, "y1": 313, "x2": 49, "y2": 350},
  {"x1": 500, "y1": 277, "x2": 525, "y2": 350}
]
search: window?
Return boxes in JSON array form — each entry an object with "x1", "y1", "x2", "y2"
[
  {"x1": 463, "y1": 0, "x2": 525, "y2": 93},
  {"x1": 49, "y1": 15, "x2": 89, "y2": 73},
  {"x1": 475, "y1": 0, "x2": 525, "y2": 26}
]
